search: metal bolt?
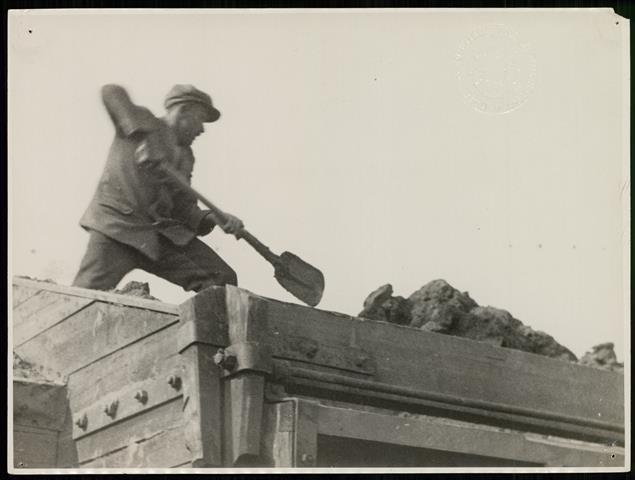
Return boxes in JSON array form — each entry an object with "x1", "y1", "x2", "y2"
[
  {"x1": 75, "y1": 413, "x2": 88, "y2": 430},
  {"x1": 300, "y1": 453, "x2": 314, "y2": 464},
  {"x1": 103, "y1": 400, "x2": 119, "y2": 419},
  {"x1": 134, "y1": 390, "x2": 148, "y2": 404},
  {"x1": 167, "y1": 375, "x2": 182, "y2": 391},
  {"x1": 355, "y1": 355, "x2": 368, "y2": 368},
  {"x1": 213, "y1": 349, "x2": 237, "y2": 371}
]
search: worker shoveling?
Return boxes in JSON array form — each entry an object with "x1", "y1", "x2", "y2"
[
  {"x1": 72, "y1": 83, "x2": 324, "y2": 307},
  {"x1": 160, "y1": 162, "x2": 325, "y2": 307}
]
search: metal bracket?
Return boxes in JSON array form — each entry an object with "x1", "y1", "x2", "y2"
[
  {"x1": 214, "y1": 341, "x2": 273, "y2": 377},
  {"x1": 71, "y1": 368, "x2": 184, "y2": 440}
]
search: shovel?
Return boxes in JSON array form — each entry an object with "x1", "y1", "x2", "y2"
[{"x1": 158, "y1": 164, "x2": 325, "y2": 307}]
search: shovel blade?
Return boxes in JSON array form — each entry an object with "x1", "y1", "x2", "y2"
[{"x1": 274, "y1": 251, "x2": 325, "y2": 307}]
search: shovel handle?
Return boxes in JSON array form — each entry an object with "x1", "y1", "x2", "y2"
[{"x1": 157, "y1": 163, "x2": 280, "y2": 265}]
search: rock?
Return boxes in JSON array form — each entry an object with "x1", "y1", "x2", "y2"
[
  {"x1": 466, "y1": 307, "x2": 577, "y2": 361},
  {"x1": 408, "y1": 279, "x2": 477, "y2": 329},
  {"x1": 112, "y1": 281, "x2": 159, "y2": 300},
  {"x1": 383, "y1": 296, "x2": 412, "y2": 326},
  {"x1": 359, "y1": 279, "x2": 578, "y2": 362},
  {"x1": 359, "y1": 284, "x2": 394, "y2": 322},
  {"x1": 358, "y1": 284, "x2": 411, "y2": 325},
  {"x1": 579, "y1": 343, "x2": 623, "y2": 372}
]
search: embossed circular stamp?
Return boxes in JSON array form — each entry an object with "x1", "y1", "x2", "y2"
[{"x1": 456, "y1": 24, "x2": 537, "y2": 114}]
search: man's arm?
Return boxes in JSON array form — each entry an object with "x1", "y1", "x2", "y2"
[
  {"x1": 101, "y1": 84, "x2": 159, "y2": 137},
  {"x1": 167, "y1": 156, "x2": 243, "y2": 236}
]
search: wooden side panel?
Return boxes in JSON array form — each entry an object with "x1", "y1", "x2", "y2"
[
  {"x1": 66, "y1": 323, "x2": 190, "y2": 467},
  {"x1": 75, "y1": 399, "x2": 189, "y2": 468},
  {"x1": 15, "y1": 302, "x2": 178, "y2": 378},
  {"x1": 67, "y1": 322, "x2": 181, "y2": 413},
  {"x1": 258, "y1": 296, "x2": 623, "y2": 429},
  {"x1": 12, "y1": 284, "x2": 42, "y2": 308},
  {"x1": 13, "y1": 426, "x2": 59, "y2": 468},
  {"x1": 13, "y1": 290, "x2": 94, "y2": 346}
]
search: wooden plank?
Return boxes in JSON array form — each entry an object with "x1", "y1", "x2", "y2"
[
  {"x1": 269, "y1": 334, "x2": 374, "y2": 375},
  {"x1": 261, "y1": 402, "x2": 287, "y2": 467},
  {"x1": 13, "y1": 426, "x2": 59, "y2": 468},
  {"x1": 177, "y1": 288, "x2": 226, "y2": 467},
  {"x1": 223, "y1": 287, "x2": 269, "y2": 466},
  {"x1": 246, "y1": 291, "x2": 623, "y2": 432},
  {"x1": 315, "y1": 403, "x2": 624, "y2": 467},
  {"x1": 67, "y1": 322, "x2": 182, "y2": 413},
  {"x1": 180, "y1": 344, "x2": 223, "y2": 467},
  {"x1": 352, "y1": 319, "x2": 624, "y2": 428},
  {"x1": 12, "y1": 284, "x2": 42, "y2": 308},
  {"x1": 15, "y1": 302, "x2": 178, "y2": 378},
  {"x1": 227, "y1": 374, "x2": 266, "y2": 465},
  {"x1": 75, "y1": 398, "x2": 188, "y2": 467},
  {"x1": 294, "y1": 400, "x2": 318, "y2": 468},
  {"x1": 79, "y1": 421, "x2": 189, "y2": 468},
  {"x1": 271, "y1": 401, "x2": 295, "y2": 468},
  {"x1": 13, "y1": 291, "x2": 94, "y2": 346},
  {"x1": 12, "y1": 277, "x2": 179, "y2": 315}
]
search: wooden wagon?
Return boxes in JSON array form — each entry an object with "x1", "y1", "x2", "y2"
[{"x1": 12, "y1": 277, "x2": 625, "y2": 469}]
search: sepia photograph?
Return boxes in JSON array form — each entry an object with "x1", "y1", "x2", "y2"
[{"x1": 8, "y1": 8, "x2": 630, "y2": 472}]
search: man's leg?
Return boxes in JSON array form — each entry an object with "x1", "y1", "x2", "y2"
[
  {"x1": 147, "y1": 237, "x2": 237, "y2": 292},
  {"x1": 72, "y1": 230, "x2": 143, "y2": 290}
]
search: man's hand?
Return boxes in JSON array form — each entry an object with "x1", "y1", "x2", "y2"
[{"x1": 221, "y1": 213, "x2": 244, "y2": 236}]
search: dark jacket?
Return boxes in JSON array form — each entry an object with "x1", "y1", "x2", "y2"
[{"x1": 80, "y1": 84, "x2": 214, "y2": 261}]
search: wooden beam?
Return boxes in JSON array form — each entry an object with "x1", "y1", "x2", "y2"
[
  {"x1": 16, "y1": 302, "x2": 178, "y2": 379},
  {"x1": 314, "y1": 402, "x2": 624, "y2": 468},
  {"x1": 294, "y1": 400, "x2": 318, "y2": 468},
  {"x1": 179, "y1": 344, "x2": 223, "y2": 467},
  {"x1": 12, "y1": 277, "x2": 179, "y2": 314},
  {"x1": 222, "y1": 286, "x2": 271, "y2": 466},
  {"x1": 13, "y1": 290, "x2": 94, "y2": 346}
]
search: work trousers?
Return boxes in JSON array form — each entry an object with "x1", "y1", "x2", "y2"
[{"x1": 73, "y1": 230, "x2": 237, "y2": 292}]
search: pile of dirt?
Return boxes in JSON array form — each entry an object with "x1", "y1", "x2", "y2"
[
  {"x1": 13, "y1": 353, "x2": 64, "y2": 384},
  {"x1": 16, "y1": 275, "x2": 56, "y2": 284},
  {"x1": 359, "y1": 280, "x2": 578, "y2": 362},
  {"x1": 578, "y1": 343, "x2": 624, "y2": 372},
  {"x1": 112, "y1": 281, "x2": 160, "y2": 301}
]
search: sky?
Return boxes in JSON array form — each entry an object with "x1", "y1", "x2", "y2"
[{"x1": 8, "y1": 9, "x2": 629, "y2": 361}]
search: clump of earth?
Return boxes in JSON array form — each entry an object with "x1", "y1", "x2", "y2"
[
  {"x1": 578, "y1": 343, "x2": 623, "y2": 372},
  {"x1": 359, "y1": 279, "x2": 621, "y2": 371},
  {"x1": 112, "y1": 281, "x2": 160, "y2": 300},
  {"x1": 13, "y1": 353, "x2": 64, "y2": 384}
]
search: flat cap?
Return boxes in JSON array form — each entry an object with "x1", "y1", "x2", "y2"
[{"x1": 164, "y1": 84, "x2": 221, "y2": 122}]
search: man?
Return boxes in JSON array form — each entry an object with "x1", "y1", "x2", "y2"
[{"x1": 73, "y1": 84, "x2": 243, "y2": 292}]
